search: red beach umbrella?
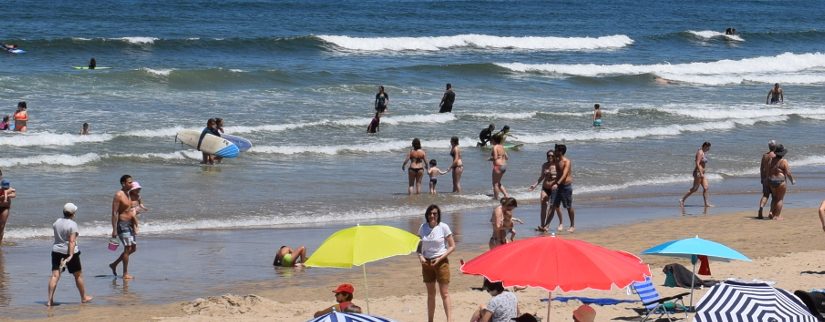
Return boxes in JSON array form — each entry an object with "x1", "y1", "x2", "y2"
[{"x1": 460, "y1": 235, "x2": 650, "y2": 321}]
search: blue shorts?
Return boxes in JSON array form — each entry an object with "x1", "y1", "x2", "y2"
[{"x1": 552, "y1": 184, "x2": 573, "y2": 209}]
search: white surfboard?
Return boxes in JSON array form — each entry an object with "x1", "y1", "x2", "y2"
[{"x1": 175, "y1": 129, "x2": 239, "y2": 158}]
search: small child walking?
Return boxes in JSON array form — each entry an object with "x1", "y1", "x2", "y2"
[{"x1": 427, "y1": 160, "x2": 450, "y2": 194}]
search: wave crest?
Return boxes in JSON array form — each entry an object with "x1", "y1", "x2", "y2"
[{"x1": 317, "y1": 34, "x2": 633, "y2": 51}]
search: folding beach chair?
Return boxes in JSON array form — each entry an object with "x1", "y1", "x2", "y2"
[{"x1": 631, "y1": 276, "x2": 690, "y2": 321}]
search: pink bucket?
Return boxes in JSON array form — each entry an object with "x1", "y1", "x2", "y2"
[{"x1": 107, "y1": 238, "x2": 119, "y2": 251}]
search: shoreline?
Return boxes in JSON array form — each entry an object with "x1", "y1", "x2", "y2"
[{"x1": 3, "y1": 206, "x2": 824, "y2": 321}]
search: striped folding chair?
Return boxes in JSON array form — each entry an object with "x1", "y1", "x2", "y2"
[{"x1": 631, "y1": 276, "x2": 690, "y2": 321}]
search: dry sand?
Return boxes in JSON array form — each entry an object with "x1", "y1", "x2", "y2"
[{"x1": 6, "y1": 207, "x2": 825, "y2": 322}]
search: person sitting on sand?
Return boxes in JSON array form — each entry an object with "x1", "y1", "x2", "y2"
[
  {"x1": 313, "y1": 283, "x2": 363, "y2": 317},
  {"x1": 572, "y1": 304, "x2": 596, "y2": 322},
  {"x1": 470, "y1": 281, "x2": 518, "y2": 322},
  {"x1": 273, "y1": 245, "x2": 307, "y2": 267},
  {"x1": 767, "y1": 83, "x2": 783, "y2": 104}
]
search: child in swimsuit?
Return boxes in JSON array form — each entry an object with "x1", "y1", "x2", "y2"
[
  {"x1": 128, "y1": 181, "x2": 148, "y2": 216},
  {"x1": 427, "y1": 159, "x2": 450, "y2": 195},
  {"x1": 0, "y1": 115, "x2": 10, "y2": 130}
]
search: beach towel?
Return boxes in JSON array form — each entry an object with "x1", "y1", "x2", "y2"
[
  {"x1": 662, "y1": 263, "x2": 717, "y2": 289},
  {"x1": 543, "y1": 296, "x2": 638, "y2": 306}
]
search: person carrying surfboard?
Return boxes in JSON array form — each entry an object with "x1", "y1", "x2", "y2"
[{"x1": 198, "y1": 118, "x2": 221, "y2": 165}]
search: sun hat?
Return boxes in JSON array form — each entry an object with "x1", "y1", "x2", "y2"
[
  {"x1": 573, "y1": 304, "x2": 596, "y2": 322},
  {"x1": 130, "y1": 181, "x2": 142, "y2": 191},
  {"x1": 332, "y1": 283, "x2": 355, "y2": 294},
  {"x1": 774, "y1": 144, "x2": 787, "y2": 157},
  {"x1": 63, "y1": 203, "x2": 78, "y2": 214}
]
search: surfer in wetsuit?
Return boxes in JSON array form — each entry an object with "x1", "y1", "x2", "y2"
[
  {"x1": 766, "y1": 83, "x2": 783, "y2": 104},
  {"x1": 198, "y1": 118, "x2": 221, "y2": 165},
  {"x1": 88, "y1": 58, "x2": 96, "y2": 70},
  {"x1": 438, "y1": 83, "x2": 455, "y2": 113},
  {"x1": 375, "y1": 86, "x2": 389, "y2": 114},
  {"x1": 477, "y1": 123, "x2": 495, "y2": 147}
]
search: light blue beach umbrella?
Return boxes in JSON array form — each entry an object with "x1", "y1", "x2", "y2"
[
  {"x1": 307, "y1": 311, "x2": 397, "y2": 322},
  {"x1": 642, "y1": 236, "x2": 751, "y2": 308}
]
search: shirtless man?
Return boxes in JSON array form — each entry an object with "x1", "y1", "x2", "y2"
[
  {"x1": 529, "y1": 150, "x2": 563, "y2": 232},
  {"x1": 109, "y1": 174, "x2": 138, "y2": 279},
  {"x1": 766, "y1": 83, "x2": 783, "y2": 104},
  {"x1": 758, "y1": 140, "x2": 777, "y2": 219},
  {"x1": 551, "y1": 144, "x2": 576, "y2": 232},
  {"x1": 592, "y1": 104, "x2": 603, "y2": 127}
]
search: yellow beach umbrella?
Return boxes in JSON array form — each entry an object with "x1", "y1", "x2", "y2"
[{"x1": 305, "y1": 224, "x2": 420, "y2": 313}]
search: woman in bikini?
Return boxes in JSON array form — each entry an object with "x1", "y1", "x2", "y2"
[
  {"x1": 449, "y1": 136, "x2": 463, "y2": 193},
  {"x1": 529, "y1": 150, "x2": 563, "y2": 232},
  {"x1": 489, "y1": 134, "x2": 509, "y2": 200},
  {"x1": 402, "y1": 138, "x2": 428, "y2": 195},
  {"x1": 680, "y1": 141, "x2": 712, "y2": 208},
  {"x1": 767, "y1": 145, "x2": 795, "y2": 220}
]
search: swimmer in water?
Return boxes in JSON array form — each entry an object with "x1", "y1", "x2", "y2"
[
  {"x1": 273, "y1": 245, "x2": 307, "y2": 267},
  {"x1": 13, "y1": 101, "x2": 28, "y2": 132},
  {"x1": 766, "y1": 83, "x2": 783, "y2": 104},
  {"x1": 80, "y1": 122, "x2": 90, "y2": 135},
  {"x1": 592, "y1": 104, "x2": 603, "y2": 127}
]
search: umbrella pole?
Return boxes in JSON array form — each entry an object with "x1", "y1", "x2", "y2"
[
  {"x1": 363, "y1": 264, "x2": 371, "y2": 314},
  {"x1": 546, "y1": 292, "x2": 552, "y2": 322},
  {"x1": 689, "y1": 258, "x2": 696, "y2": 311}
]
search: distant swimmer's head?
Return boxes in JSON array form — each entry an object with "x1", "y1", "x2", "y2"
[
  {"x1": 378, "y1": 85, "x2": 385, "y2": 92},
  {"x1": 701, "y1": 141, "x2": 712, "y2": 151},
  {"x1": 774, "y1": 83, "x2": 780, "y2": 88},
  {"x1": 82, "y1": 122, "x2": 89, "y2": 129},
  {"x1": 17, "y1": 101, "x2": 26, "y2": 109},
  {"x1": 488, "y1": 123, "x2": 495, "y2": 130},
  {"x1": 768, "y1": 139, "x2": 777, "y2": 151},
  {"x1": 412, "y1": 138, "x2": 421, "y2": 150},
  {"x1": 500, "y1": 197, "x2": 518, "y2": 209},
  {"x1": 594, "y1": 103, "x2": 600, "y2": 109},
  {"x1": 446, "y1": 83, "x2": 452, "y2": 90},
  {"x1": 2, "y1": 115, "x2": 9, "y2": 123},
  {"x1": 502, "y1": 125, "x2": 510, "y2": 132},
  {"x1": 450, "y1": 136, "x2": 459, "y2": 146},
  {"x1": 429, "y1": 159, "x2": 437, "y2": 167}
]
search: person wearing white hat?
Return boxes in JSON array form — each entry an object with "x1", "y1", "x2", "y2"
[{"x1": 47, "y1": 203, "x2": 93, "y2": 306}]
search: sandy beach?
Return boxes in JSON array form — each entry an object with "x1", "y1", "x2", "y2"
[{"x1": 5, "y1": 206, "x2": 822, "y2": 322}]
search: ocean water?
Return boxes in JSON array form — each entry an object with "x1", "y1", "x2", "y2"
[{"x1": 2, "y1": 0, "x2": 825, "y2": 240}]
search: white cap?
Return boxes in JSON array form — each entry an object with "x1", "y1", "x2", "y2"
[{"x1": 63, "y1": 203, "x2": 78, "y2": 214}]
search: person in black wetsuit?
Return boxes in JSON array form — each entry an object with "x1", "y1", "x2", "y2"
[
  {"x1": 477, "y1": 123, "x2": 495, "y2": 147},
  {"x1": 88, "y1": 58, "x2": 96, "y2": 70},
  {"x1": 375, "y1": 86, "x2": 389, "y2": 114},
  {"x1": 198, "y1": 118, "x2": 221, "y2": 165},
  {"x1": 438, "y1": 83, "x2": 455, "y2": 113}
]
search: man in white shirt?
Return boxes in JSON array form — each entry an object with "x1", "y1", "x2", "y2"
[{"x1": 47, "y1": 203, "x2": 93, "y2": 306}]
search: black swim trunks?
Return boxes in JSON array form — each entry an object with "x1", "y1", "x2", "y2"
[
  {"x1": 51, "y1": 251, "x2": 82, "y2": 274},
  {"x1": 552, "y1": 184, "x2": 573, "y2": 209}
]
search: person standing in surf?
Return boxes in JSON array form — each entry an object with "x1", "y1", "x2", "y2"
[
  {"x1": 489, "y1": 134, "x2": 509, "y2": 200},
  {"x1": 766, "y1": 83, "x2": 783, "y2": 104},
  {"x1": 80, "y1": 122, "x2": 90, "y2": 135},
  {"x1": 438, "y1": 83, "x2": 455, "y2": 113},
  {"x1": 449, "y1": 136, "x2": 463, "y2": 193},
  {"x1": 551, "y1": 144, "x2": 576, "y2": 232},
  {"x1": 402, "y1": 138, "x2": 428, "y2": 195},
  {"x1": 367, "y1": 112, "x2": 380, "y2": 133},
  {"x1": 766, "y1": 144, "x2": 795, "y2": 220},
  {"x1": 529, "y1": 150, "x2": 563, "y2": 232},
  {"x1": 88, "y1": 58, "x2": 96, "y2": 70},
  {"x1": 758, "y1": 140, "x2": 777, "y2": 219},
  {"x1": 198, "y1": 118, "x2": 221, "y2": 165},
  {"x1": 0, "y1": 179, "x2": 17, "y2": 245},
  {"x1": 592, "y1": 104, "x2": 603, "y2": 127},
  {"x1": 13, "y1": 101, "x2": 28, "y2": 132},
  {"x1": 109, "y1": 175, "x2": 138, "y2": 279},
  {"x1": 47, "y1": 203, "x2": 93, "y2": 306},
  {"x1": 0, "y1": 115, "x2": 10, "y2": 130},
  {"x1": 375, "y1": 85, "x2": 389, "y2": 114},
  {"x1": 680, "y1": 142, "x2": 712, "y2": 209}
]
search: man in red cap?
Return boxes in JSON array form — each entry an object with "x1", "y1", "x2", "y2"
[{"x1": 313, "y1": 283, "x2": 363, "y2": 317}]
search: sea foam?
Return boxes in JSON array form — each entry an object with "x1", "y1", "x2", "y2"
[{"x1": 318, "y1": 34, "x2": 633, "y2": 51}]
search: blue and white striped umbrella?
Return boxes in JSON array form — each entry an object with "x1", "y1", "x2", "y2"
[
  {"x1": 307, "y1": 311, "x2": 397, "y2": 322},
  {"x1": 693, "y1": 281, "x2": 817, "y2": 322}
]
